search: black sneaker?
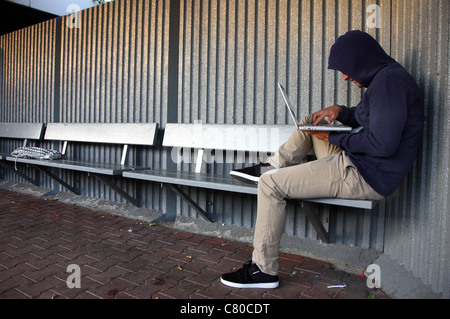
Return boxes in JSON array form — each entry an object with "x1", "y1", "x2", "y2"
[
  {"x1": 220, "y1": 261, "x2": 279, "y2": 289},
  {"x1": 229, "y1": 163, "x2": 273, "y2": 185}
]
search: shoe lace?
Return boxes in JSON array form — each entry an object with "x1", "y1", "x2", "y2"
[{"x1": 242, "y1": 261, "x2": 256, "y2": 282}]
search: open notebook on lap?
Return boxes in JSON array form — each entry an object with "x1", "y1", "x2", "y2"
[{"x1": 278, "y1": 83, "x2": 352, "y2": 132}]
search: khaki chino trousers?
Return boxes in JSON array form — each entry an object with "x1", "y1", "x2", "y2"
[{"x1": 252, "y1": 115, "x2": 383, "y2": 276}]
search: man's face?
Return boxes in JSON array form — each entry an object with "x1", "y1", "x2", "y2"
[{"x1": 343, "y1": 74, "x2": 363, "y2": 88}]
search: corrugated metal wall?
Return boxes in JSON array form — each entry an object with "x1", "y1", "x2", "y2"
[
  {"x1": 387, "y1": 0, "x2": 449, "y2": 298},
  {"x1": 57, "y1": 0, "x2": 173, "y2": 209},
  {"x1": 0, "y1": 0, "x2": 448, "y2": 297},
  {"x1": 0, "y1": 18, "x2": 58, "y2": 186},
  {"x1": 0, "y1": 19, "x2": 57, "y2": 123},
  {"x1": 60, "y1": 0, "x2": 169, "y2": 124},
  {"x1": 178, "y1": 0, "x2": 389, "y2": 125}
]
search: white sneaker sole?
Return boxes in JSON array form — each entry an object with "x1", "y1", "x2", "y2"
[
  {"x1": 229, "y1": 171, "x2": 260, "y2": 184},
  {"x1": 220, "y1": 277, "x2": 279, "y2": 289}
]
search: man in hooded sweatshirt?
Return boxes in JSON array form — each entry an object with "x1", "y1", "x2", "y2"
[{"x1": 222, "y1": 30, "x2": 424, "y2": 289}]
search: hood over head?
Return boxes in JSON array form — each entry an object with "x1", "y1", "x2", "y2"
[{"x1": 328, "y1": 30, "x2": 395, "y2": 87}]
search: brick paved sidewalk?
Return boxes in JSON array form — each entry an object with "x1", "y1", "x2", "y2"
[{"x1": 0, "y1": 189, "x2": 388, "y2": 300}]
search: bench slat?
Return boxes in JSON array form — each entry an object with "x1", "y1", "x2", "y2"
[
  {"x1": 44, "y1": 123, "x2": 158, "y2": 145},
  {"x1": 6, "y1": 157, "x2": 144, "y2": 175},
  {"x1": 124, "y1": 169, "x2": 258, "y2": 194},
  {"x1": 163, "y1": 123, "x2": 294, "y2": 153},
  {"x1": 0, "y1": 123, "x2": 45, "y2": 140},
  {"x1": 306, "y1": 198, "x2": 377, "y2": 210}
]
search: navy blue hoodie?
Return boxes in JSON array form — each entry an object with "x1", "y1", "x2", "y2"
[{"x1": 327, "y1": 31, "x2": 424, "y2": 197}]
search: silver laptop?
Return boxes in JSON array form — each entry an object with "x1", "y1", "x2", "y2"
[{"x1": 278, "y1": 83, "x2": 352, "y2": 132}]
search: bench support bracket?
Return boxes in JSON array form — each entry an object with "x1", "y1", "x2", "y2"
[
  {"x1": 34, "y1": 166, "x2": 80, "y2": 195},
  {"x1": 16, "y1": 164, "x2": 140, "y2": 207},
  {"x1": 301, "y1": 201, "x2": 331, "y2": 244},
  {"x1": 169, "y1": 184, "x2": 211, "y2": 222},
  {"x1": 92, "y1": 174, "x2": 140, "y2": 207},
  {"x1": 0, "y1": 161, "x2": 40, "y2": 186}
]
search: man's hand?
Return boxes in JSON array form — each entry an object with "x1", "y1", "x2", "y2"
[
  {"x1": 303, "y1": 105, "x2": 342, "y2": 142},
  {"x1": 304, "y1": 130, "x2": 330, "y2": 142},
  {"x1": 312, "y1": 105, "x2": 342, "y2": 126}
]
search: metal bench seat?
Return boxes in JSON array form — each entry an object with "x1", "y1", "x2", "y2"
[
  {"x1": 4, "y1": 123, "x2": 159, "y2": 206},
  {"x1": 123, "y1": 168, "x2": 377, "y2": 210}
]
